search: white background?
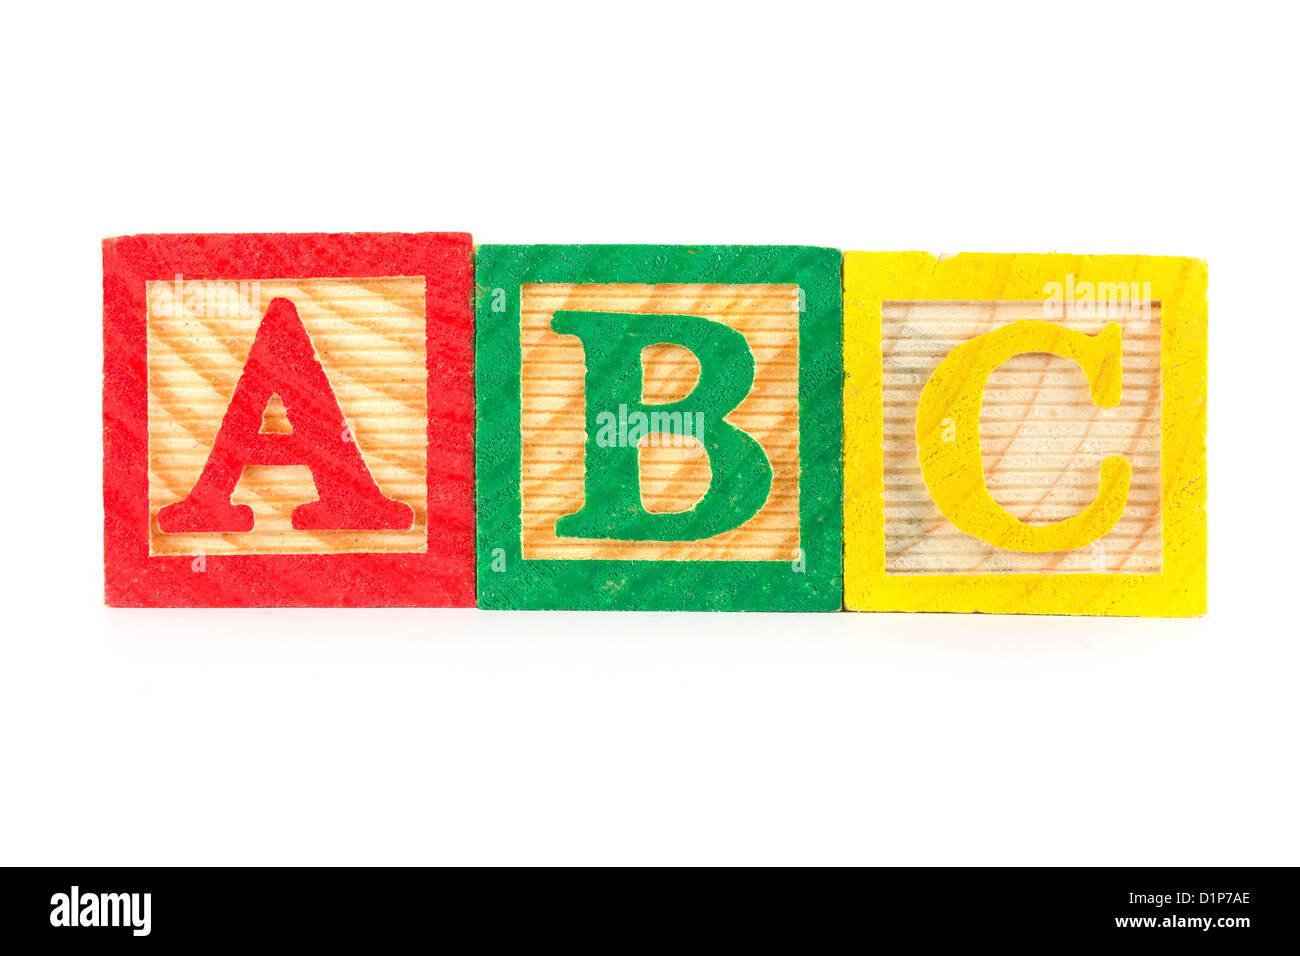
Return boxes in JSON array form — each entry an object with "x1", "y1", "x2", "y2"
[{"x1": 1, "y1": 1, "x2": 1295, "y2": 865}]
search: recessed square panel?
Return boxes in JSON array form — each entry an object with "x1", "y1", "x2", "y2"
[
  {"x1": 519, "y1": 282, "x2": 800, "y2": 563},
  {"x1": 881, "y1": 299, "x2": 1161, "y2": 575},
  {"x1": 147, "y1": 277, "x2": 428, "y2": 556}
]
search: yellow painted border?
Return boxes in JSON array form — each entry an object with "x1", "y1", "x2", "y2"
[{"x1": 843, "y1": 252, "x2": 1207, "y2": 616}]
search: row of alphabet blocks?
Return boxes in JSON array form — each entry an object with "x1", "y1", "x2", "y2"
[{"x1": 104, "y1": 234, "x2": 1207, "y2": 614}]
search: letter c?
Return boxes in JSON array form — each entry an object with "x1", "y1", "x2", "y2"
[{"x1": 915, "y1": 320, "x2": 1131, "y2": 552}]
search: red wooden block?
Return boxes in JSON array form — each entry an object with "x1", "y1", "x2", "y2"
[{"x1": 103, "y1": 233, "x2": 475, "y2": 606}]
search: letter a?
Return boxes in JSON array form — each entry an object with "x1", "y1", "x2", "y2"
[{"x1": 158, "y1": 297, "x2": 413, "y2": 533}]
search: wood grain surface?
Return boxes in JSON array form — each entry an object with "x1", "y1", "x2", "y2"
[
  {"x1": 147, "y1": 277, "x2": 427, "y2": 555},
  {"x1": 883, "y1": 300, "x2": 1161, "y2": 574},
  {"x1": 520, "y1": 283, "x2": 800, "y2": 561}
]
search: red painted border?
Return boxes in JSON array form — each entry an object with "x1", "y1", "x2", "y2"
[{"x1": 103, "y1": 233, "x2": 475, "y2": 607}]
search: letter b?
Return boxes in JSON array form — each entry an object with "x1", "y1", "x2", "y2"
[{"x1": 550, "y1": 310, "x2": 772, "y2": 541}]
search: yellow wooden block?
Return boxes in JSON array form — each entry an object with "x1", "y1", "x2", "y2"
[{"x1": 843, "y1": 252, "x2": 1206, "y2": 616}]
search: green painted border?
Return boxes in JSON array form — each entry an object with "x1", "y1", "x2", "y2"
[{"x1": 475, "y1": 245, "x2": 843, "y2": 611}]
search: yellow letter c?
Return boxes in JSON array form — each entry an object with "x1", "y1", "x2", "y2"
[{"x1": 915, "y1": 320, "x2": 1131, "y2": 553}]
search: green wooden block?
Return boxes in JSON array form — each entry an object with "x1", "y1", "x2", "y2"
[{"x1": 475, "y1": 245, "x2": 843, "y2": 610}]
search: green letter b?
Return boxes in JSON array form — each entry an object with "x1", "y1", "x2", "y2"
[{"x1": 550, "y1": 310, "x2": 773, "y2": 542}]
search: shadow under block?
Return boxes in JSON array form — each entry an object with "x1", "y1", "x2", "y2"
[
  {"x1": 842, "y1": 252, "x2": 1207, "y2": 616},
  {"x1": 475, "y1": 245, "x2": 843, "y2": 610},
  {"x1": 103, "y1": 232, "x2": 476, "y2": 607}
]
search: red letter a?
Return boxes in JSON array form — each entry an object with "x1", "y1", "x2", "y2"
[{"x1": 157, "y1": 297, "x2": 414, "y2": 533}]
